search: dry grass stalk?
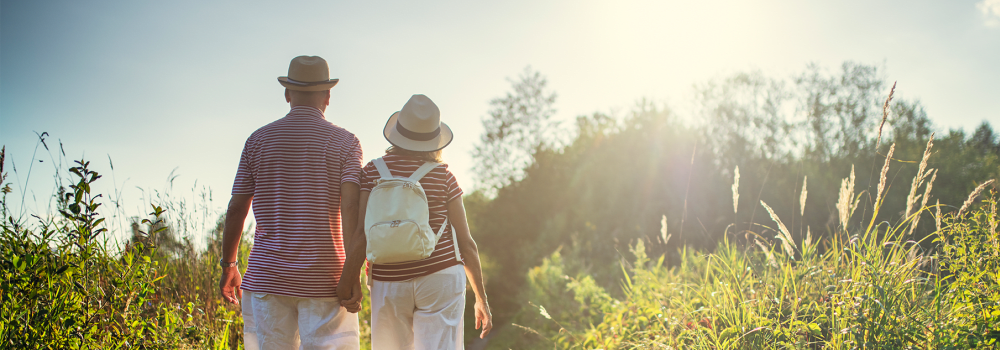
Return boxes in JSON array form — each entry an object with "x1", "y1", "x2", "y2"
[
  {"x1": 920, "y1": 169, "x2": 936, "y2": 211},
  {"x1": 837, "y1": 165, "x2": 859, "y2": 229},
  {"x1": 990, "y1": 200, "x2": 998, "y2": 250},
  {"x1": 957, "y1": 179, "x2": 996, "y2": 217},
  {"x1": 0, "y1": 146, "x2": 8, "y2": 194},
  {"x1": 935, "y1": 199, "x2": 942, "y2": 232},
  {"x1": 908, "y1": 169, "x2": 938, "y2": 237},
  {"x1": 920, "y1": 169, "x2": 937, "y2": 209},
  {"x1": 755, "y1": 239, "x2": 778, "y2": 268},
  {"x1": 760, "y1": 200, "x2": 796, "y2": 257},
  {"x1": 805, "y1": 226, "x2": 812, "y2": 248},
  {"x1": 660, "y1": 215, "x2": 671, "y2": 246},
  {"x1": 875, "y1": 143, "x2": 896, "y2": 209},
  {"x1": 800, "y1": 176, "x2": 808, "y2": 217},
  {"x1": 732, "y1": 166, "x2": 740, "y2": 215},
  {"x1": 876, "y1": 81, "x2": 896, "y2": 149},
  {"x1": 904, "y1": 135, "x2": 935, "y2": 218}
]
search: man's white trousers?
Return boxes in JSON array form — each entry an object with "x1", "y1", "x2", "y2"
[
  {"x1": 242, "y1": 292, "x2": 360, "y2": 350},
  {"x1": 370, "y1": 264, "x2": 467, "y2": 350}
]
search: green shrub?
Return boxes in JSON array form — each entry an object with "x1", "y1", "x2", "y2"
[
  {"x1": 1, "y1": 159, "x2": 170, "y2": 348},
  {"x1": 1, "y1": 152, "x2": 244, "y2": 349}
]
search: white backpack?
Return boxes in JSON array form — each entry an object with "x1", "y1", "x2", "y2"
[{"x1": 365, "y1": 158, "x2": 461, "y2": 264}]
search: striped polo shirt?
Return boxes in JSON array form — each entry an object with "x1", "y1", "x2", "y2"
[
  {"x1": 360, "y1": 155, "x2": 465, "y2": 281},
  {"x1": 232, "y1": 106, "x2": 363, "y2": 298}
]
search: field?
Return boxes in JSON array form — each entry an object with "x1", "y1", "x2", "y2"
[{"x1": 3, "y1": 65, "x2": 1000, "y2": 348}]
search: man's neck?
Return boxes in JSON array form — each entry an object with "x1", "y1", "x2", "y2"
[{"x1": 290, "y1": 103, "x2": 327, "y2": 113}]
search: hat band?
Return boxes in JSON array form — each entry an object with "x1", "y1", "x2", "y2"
[
  {"x1": 283, "y1": 77, "x2": 333, "y2": 86},
  {"x1": 396, "y1": 123, "x2": 441, "y2": 141}
]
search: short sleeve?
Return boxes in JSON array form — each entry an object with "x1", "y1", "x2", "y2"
[
  {"x1": 231, "y1": 136, "x2": 256, "y2": 195},
  {"x1": 444, "y1": 165, "x2": 463, "y2": 202},
  {"x1": 360, "y1": 161, "x2": 378, "y2": 192},
  {"x1": 341, "y1": 135, "x2": 363, "y2": 185}
]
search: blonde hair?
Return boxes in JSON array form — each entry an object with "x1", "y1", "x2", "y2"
[{"x1": 385, "y1": 146, "x2": 444, "y2": 163}]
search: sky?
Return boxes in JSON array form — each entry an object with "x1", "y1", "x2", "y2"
[{"x1": 2, "y1": 0, "x2": 999, "y2": 244}]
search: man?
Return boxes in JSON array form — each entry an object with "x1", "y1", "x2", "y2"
[{"x1": 219, "y1": 55, "x2": 364, "y2": 350}]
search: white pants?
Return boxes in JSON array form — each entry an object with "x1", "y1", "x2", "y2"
[
  {"x1": 371, "y1": 264, "x2": 466, "y2": 350},
  {"x1": 242, "y1": 292, "x2": 360, "y2": 350}
]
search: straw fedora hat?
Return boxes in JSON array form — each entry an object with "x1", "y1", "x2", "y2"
[
  {"x1": 384, "y1": 95, "x2": 453, "y2": 152},
  {"x1": 277, "y1": 56, "x2": 339, "y2": 91}
]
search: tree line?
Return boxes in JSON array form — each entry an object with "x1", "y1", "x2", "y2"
[{"x1": 464, "y1": 62, "x2": 1000, "y2": 343}]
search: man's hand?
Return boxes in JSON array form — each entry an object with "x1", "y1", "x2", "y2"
[
  {"x1": 219, "y1": 266, "x2": 243, "y2": 304},
  {"x1": 337, "y1": 278, "x2": 363, "y2": 313},
  {"x1": 475, "y1": 299, "x2": 493, "y2": 338}
]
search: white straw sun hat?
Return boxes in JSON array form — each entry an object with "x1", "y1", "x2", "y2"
[
  {"x1": 383, "y1": 95, "x2": 453, "y2": 152},
  {"x1": 277, "y1": 56, "x2": 339, "y2": 91}
]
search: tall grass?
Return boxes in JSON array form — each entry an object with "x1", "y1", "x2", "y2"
[
  {"x1": 508, "y1": 143, "x2": 999, "y2": 349},
  {"x1": 0, "y1": 142, "x2": 379, "y2": 349},
  {"x1": 0, "y1": 146, "x2": 250, "y2": 348}
]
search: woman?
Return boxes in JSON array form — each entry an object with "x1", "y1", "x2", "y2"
[{"x1": 337, "y1": 94, "x2": 492, "y2": 349}]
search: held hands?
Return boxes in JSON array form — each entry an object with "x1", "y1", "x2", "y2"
[
  {"x1": 337, "y1": 278, "x2": 363, "y2": 313},
  {"x1": 219, "y1": 266, "x2": 243, "y2": 304},
  {"x1": 475, "y1": 299, "x2": 493, "y2": 339}
]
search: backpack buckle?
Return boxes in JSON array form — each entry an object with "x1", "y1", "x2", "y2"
[{"x1": 390, "y1": 220, "x2": 401, "y2": 228}]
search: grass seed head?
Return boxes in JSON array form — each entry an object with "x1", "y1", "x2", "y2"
[
  {"x1": 875, "y1": 144, "x2": 896, "y2": 209},
  {"x1": 732, "y1": 166, "x2": 740, "y2": 215},
  {"x1": 760, "y1": 200, "x2": 796, "y2": 257},
  {"x1": 935, "y1": 199, "x2": 942, "y2": 232},
  {"x1": 957, "y1": 179, "x2": 996, "y2": 217},
  {"x1": 800, "y1": 175, "x2": 808, "y2": 217},
  {"x1": 908, "y1": 169, "x2": 937, "y2": 237},
  {"x1": 905, "y1": 135, "x2": 935, "y2": 218},
  {"x1": 876, "y1": 81, "x2": 896, "y2": 149},
  {"x1": 837, "y1": 165, "x2": 858, "y2": 230},
  {"x1": 660, "y1": 215, "x2": 670, "y2": 245}
]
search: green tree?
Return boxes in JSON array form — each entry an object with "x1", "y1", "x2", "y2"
[{"x1": 472, "y1": 66, "x2": 558, "y2": 192}]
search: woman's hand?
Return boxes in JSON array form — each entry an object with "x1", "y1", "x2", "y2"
[{"x1": 475, "y1": 299, "x2": 493, "y2": 338}]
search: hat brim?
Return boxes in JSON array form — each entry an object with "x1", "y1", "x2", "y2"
[
  {"x1": 278, "y1": 77, "x2": 339, "y2": 91},
  {"x1": 383, "y1": 112, "x2": 453, "y2": 152}
]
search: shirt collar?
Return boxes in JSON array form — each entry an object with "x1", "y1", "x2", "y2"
[{"x1": 287, "y1": 106, "x2": 326, "y2": 119}]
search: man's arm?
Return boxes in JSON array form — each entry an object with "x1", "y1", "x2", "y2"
[
  {"x1": 337, "y1": 191, "x2": 369, "y2": 312},
  {"x1": 340, "y1": 182, "x2": 360, "y2": 252},
  {"x1": 219, "y1": 193, "x2": 252, "y2": 305}
]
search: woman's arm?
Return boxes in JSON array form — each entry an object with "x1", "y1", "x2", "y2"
[{"x1": 449, "y1": 196, "x2": 493, "y2": 338}]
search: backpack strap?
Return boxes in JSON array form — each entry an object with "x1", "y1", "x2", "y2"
[
  {"x1": 434, "y1": 216, "x2": 449, "y2": 241},
  {"x1": 373, "y1": 158, "x2": 393, "y2": 180},
  {"x1": 408, "y1": 162, "x2": 440, "y2": 182},
  {"x1": 434, "y1": 216, "x2": 463, "y2": 262},
  {"x1": 450, "y1": 222, "x2": 462, "y2": 262}
]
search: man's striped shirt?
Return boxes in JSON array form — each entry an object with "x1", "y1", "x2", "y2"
[
  {"x1": 360, "y1": 155, "x2": 465, "y2": 281},
  {"x1": 232, "y1": 106, "x2": 363, "y2": 298}
]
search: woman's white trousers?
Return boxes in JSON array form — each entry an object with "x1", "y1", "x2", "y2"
[{"x1": 370, "y1": 264, "x2": 467, "y2": 350}]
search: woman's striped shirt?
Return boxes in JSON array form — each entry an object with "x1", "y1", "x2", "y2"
[{"x1": 360, "y1": 154, "x2": 465, "y2": 281}]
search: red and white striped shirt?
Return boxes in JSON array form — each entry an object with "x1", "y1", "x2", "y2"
[
  {"x1": 232, "y1": 106, "x2": 363, "y2": 298},
  {"x1": 360, "y1": 155, "x2": 464, "y2": 281}
]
